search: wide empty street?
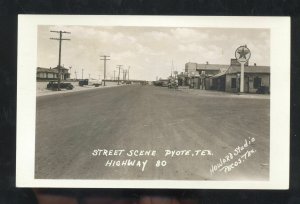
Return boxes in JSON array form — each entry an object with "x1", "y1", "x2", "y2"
[{"x1": 35, "y1": 85, "x2": 270, "y2": 180}]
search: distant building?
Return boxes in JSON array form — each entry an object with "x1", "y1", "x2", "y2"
[
  {"x1": 37, "y1": 66, "x2": 70, "y2": 81},
  {"x1": 185, "y1": 62, "x2": 197, "y2": 73},
  {"x1": 196, "y1": 62, "x2": 229, "y2": 89},
  {"x1": 185, "y1": 61, "x2": 228, "y2": 89},
  {"x1": 196, "y1": 61, "x2": 229, "y2": 76}
]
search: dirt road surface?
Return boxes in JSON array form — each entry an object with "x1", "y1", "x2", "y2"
[{"x1": 35, "y1": 85, "x2": 269, "y2": 180}]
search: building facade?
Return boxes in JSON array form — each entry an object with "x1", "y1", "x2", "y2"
[
  {"x1": 223, "y1": 66, "x2": 270, "y2": 93},
  {"x1": 185, "y1": 62, "x2": 197, "y2": 73},
  {"x1": 37, "y1": 66, "x2": 70, "y2": 81},
  {"x1": 208, "y1": 61, "x2": 270, "y2": 94},
  {"x1": 185, "y1": 62, "x2": 229, "y2": 89},
  {"x1": 184, "y1": 59, "x2": 270, "y2": 94},
  {"x1": 37, "y1": 67, "x2": 58, "y2": 80}
]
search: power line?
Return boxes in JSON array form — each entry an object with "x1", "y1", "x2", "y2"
[
  {"x1": 100, "y1": 55, "x2": 110, "y2": 86},
  {"x1": 50, "y1": 30, "x2": 71, "y2": 90}
]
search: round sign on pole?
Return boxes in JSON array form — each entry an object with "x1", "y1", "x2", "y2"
[
  {"x1": 235, "y1": 45, "x2": 251, "y2": 93},
  {"x1": 235, "y1": 45, "x2": 251, "y2": 63}
]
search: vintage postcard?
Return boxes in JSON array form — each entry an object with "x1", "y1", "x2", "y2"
[{"x1": 16, "y1": 15, "x2": 290, "y2": 189}]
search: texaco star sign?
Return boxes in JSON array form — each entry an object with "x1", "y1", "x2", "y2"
[
  {"x1": 235, "y1": 45, "x2": 251, "y2": 63},
  {"x1": 234, "y1": 45, "x2": 251, "y2": 93}
]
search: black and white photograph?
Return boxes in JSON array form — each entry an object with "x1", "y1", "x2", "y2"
[{"x1": 16, "y1": 15, "x2": 290, "y2": 189}]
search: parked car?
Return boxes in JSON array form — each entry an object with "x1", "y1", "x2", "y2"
[
  {"x1": 256, "y1": 86, "x2": 269, "y2": 94},
  {"x1": 93, "y1": 83, "x2": 101, "y2": 87},
  {"x1": 79, "y1": 79, "x2": 89, "y2": 86},
  {"x1": 153, "y1": 81, "x2": 163, "y2": 86},
  {"x1": 161, "y1": 81, "x2": 169, "y2": 87},
  {"x1": 47, "y1": 81, "x2": 74, "y2": 90},
  {"x1": 168, "y1": 82, "x2": 178, "y2": 89}
]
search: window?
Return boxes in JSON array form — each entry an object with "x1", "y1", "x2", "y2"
[
  {"x1": 254, "y1": 77, "x2": 262, "y2": 89},
  {"x1": 231, "y1": 78, "x2": 236, "y2": 88}
]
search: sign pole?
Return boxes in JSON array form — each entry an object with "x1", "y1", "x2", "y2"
[{"x1": 240, "y1": 62, "x2": 245, "y2": 93}]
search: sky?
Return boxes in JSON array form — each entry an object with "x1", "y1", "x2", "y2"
[{"x1": 37, "y1": 26, "x2": 270, "y2": 81}]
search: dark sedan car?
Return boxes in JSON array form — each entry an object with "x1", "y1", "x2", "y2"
[{"x1": 46, "y1": 81, "x2": 74, "y2": 90}]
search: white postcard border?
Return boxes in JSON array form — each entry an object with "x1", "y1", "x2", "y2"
[{"x1": 16, "y1": 15, "x2": 290, "y2": 189}]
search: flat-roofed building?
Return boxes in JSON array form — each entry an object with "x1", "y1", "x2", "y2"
[
  {"x1": 36, "y1": 66, "x2": 70, "y2": 81},
  {"x1": 209, "y1": 60, "x2": 270, "y2": 94}
]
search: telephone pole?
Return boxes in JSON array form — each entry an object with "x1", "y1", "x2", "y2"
[
  {"x1": 123, "y1": 69, "x2": 127, "y2": 81},
  {"x1": 117, "y1": 65, "x2": 122, "y2": 85},
  {"x1": 100, "y1": 55, "x2": 110, "y2": 86},
  {"x1": 50, "y1": 30, "x2": 71, "y2": 90},
  {"x1": 75, "y1": 70, "x2": 77, "y2": 80},
  {"x1": 128, "y1": 66, "x2": 130, "y2": 81},
  {"x1": 82, "y1": 69, "x2": 84, "y2": 79}
]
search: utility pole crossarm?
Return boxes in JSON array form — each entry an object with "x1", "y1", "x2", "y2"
[
  {"x1": 50, "y1": 37, "x2": 71, "y2": 39},
  {"x1": 100, "y1": 56, "x2": 110, "y2": 60},
  {"x1": 50, "y1": 30, "x2": 71, "y2": 34}
]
